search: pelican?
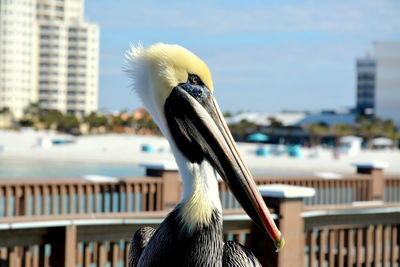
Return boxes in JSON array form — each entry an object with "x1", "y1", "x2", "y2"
[{"x1": 126, "y1": 43, "x2": 284, "y2": 266}]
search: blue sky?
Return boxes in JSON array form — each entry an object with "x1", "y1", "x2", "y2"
[{"x1": 85, "y1": 0, "x2": 400, "y2": 113}]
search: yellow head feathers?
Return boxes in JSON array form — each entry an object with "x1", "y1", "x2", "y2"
[
  {"x1": 145, "y1": 43, "x2": 214, "y2": 92},
  {"x1": 126, "y1": 43, "x2": 214, "y2": 126}
]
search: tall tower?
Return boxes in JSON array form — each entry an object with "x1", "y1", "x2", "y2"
[
  {"x1": 355, "y1": 56, "x2": 375, "y2": 116},
  {"x1": 0, "y1": 0, "x2": 99, "y2": 119},
  {"x1": 0, "y1": 0, "x2": 38, "y2": 118},
  {"x1": 36, "y1": 0, "x2": 99, "y2": 116}
]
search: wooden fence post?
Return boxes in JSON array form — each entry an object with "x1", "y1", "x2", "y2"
[
  {"x1": 258, "y1": 184, "x2": 315, "y2": 267},
  {"x1": 140, "y1": 162, "x2": 180, "y2": 210},
  {"x1": 162, "y1": 171, "x2": 181, "y2": 210},
  {"x1": 353, "y1": 162, "x2": 388, "y2": 201},
  {"x1": 48, "y1": 225, "x2": 77, "y2": 267},
  {"x1": 64, "y1": 225, "x2": 77, "y2": 267}
]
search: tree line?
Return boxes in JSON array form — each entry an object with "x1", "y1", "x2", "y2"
[
  {"x1": 3, "y1": 104, "x2": 399, "y2": 148},
  {"x1": 6, "y1": 103, "x2": 160, "y2": 135},
  {"x1": 224, "y1": 112, "x2": 399, "y2": 148},
  {"x1": 305, "y1": 116, "x2": 399, "y2": 147}
]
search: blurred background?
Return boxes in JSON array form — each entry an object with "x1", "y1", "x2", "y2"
[
  {"x1": 0, "y1": 0, "x2": 399, "y2": 176},
  {"x1": 0, "y1": 1, "x2": 400, "y2": 266}
]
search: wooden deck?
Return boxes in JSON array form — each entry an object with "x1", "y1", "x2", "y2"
[{"x1": 0, "y1": 167, "x2": 399, "y2": 266}]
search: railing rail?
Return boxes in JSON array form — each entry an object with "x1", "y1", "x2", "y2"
[
  {"x1": 0, "y1": 177, "x2": 164, "y2": 218},
  {"x1": 303, "y1": 205, "x2": 400, "y2": 267},
  {"x1": 306, "y1": 225, "x2": 400, "y2": 266},
  {"x1": 1, "y1": 174, "x2": 399, "y2": 219},
  {"x1": 385, "y1": 177, "x2": 400, "y2": 203},
  {"x1": 219, "y1": 176, "x2": 374, "y2": 209},
  {"x1": 256, "y1": 176, "x2": 373, "y2": 205},
  {"x1": 0, "y1": 171, "x2": 399, "y2": 267}
]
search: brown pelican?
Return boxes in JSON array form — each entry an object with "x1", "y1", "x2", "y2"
[{"x1": 126, "y1": 43, "x2": 284, "y2": 266}]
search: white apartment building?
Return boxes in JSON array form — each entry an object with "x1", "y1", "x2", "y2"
[
  {"x1": 0, "y1": 0, "x2": 99, "y2": 118},
  {"x1": 0, "y1": 0, "x2": 38, "y2": 118},
  {"x1": 374, "y1": 42, "x2": 400, "y2": 126}
]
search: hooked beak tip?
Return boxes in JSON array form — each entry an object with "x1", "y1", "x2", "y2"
[{"x1": 275, "y1": 236, "x2": 285, "y2": 252}]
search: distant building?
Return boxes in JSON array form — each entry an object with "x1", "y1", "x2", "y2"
[
  {"x1": 296, "y1": 112, "x2": 356, "y2": 127},
  {"x1": 355, "y1": 41, "x2": 400, "y2": 125},
  {"x1": 226, "y1": 109, "x2": 357, "y2": 145},
  {"x1": 356, "y1": 56, "x2": 375, "y2": 116},
  {"x1": 0, "y1": 0, "x2": 38, "y2": 118},
  {"x1": 133, "y1": 108, "x2": 148, "y2": 120},
  {"x1": 225, "y1": 111, "x2": 308, "y2": 127},
  {"x1": 0, "y1": 0, "x2": 99, "y2": 119},
  {"x1": 225, "y1": 110, "x2": 358, "y2": 128},
  {"x1": 374, "y1": 42, "x2": 400, "y2": 126}
]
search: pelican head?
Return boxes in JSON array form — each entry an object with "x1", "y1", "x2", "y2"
[{"x1": 126, "y1": 43, "x2": 284, "y2": 251}]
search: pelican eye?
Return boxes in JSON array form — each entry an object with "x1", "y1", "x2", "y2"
[{"x1": 188, "y1": 74, "x2": 203, "y2": 86}]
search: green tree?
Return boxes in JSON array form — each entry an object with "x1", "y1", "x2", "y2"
[
  {"x1": 24, "y1": 102, "x2": 40, "y2": 120},
  {"x1": 382, "y1": 120, "x2": 396, "y2": 138},
  {"x1": 18, "y1": 118, "x2": 34, "y2": 127},
  {"x1": 268, "y1": 116, "x2": 284, "y2": 128},
  {"x1": 84, "y1": 112, "x2": 107, "y2": 130},
  {"x1": 133, "y1": 111, "x2": 160, "y2": 134},
  {"x1": 39, "y1": 109, "x2": 64, "y2": 129},
  {"x1": 58, "y1": 115, "x2": 80, "y2": 133},
  {"x1": 357, "y1": 116, "x2": 383, "y2": 148},
  {"x1": 305, "y1": 123, "x2": 329, "y2": 146},
  {"x1": 223, "y1": 111, "x2": 233, "y2": 118},
  {"x1": 228, "y1": 119, "x2": 259, "y2": 140},
  {"x1": 34, "y1": 109, "x2": 81, "y2": 133}
]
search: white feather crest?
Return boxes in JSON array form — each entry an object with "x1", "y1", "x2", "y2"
[
  {"x1": 125, "y1": 41, "x2": 144, "y2": 63},
  {"x1": 124, "y1": 42, "x2": 153, "y2": 112},
  {"x1": 124, "y1": 41, "x2": 145, "y2": 89}
]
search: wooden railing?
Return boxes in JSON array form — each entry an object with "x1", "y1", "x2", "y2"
[
  {"x1": 0, "y1": 171, "x2": 399, "y2": 267},
  {"x1": 305, "y1": 224, "x2": 400, "y2": 266},
  {"x1": 1, "y1": 173, "x2": 399, "y2": 219},
  {"x1": 385, "y1": 177, "x2": 400, "y2": 203},
  {"x1": 0, "y1": 222, "x2": 252, "y2": 267},
  {"x1": 0, "y1": 177, "x2": 164, "y2": 218},
  {"x1": 302, "y1": 204, "x2": 400, "y2": 267},
  {"x1": 219, "y1": 176, "x2": 373, "y2": 209},
  {"x1": 0, "y1": 230, "x2": 133, "y2": 267}
]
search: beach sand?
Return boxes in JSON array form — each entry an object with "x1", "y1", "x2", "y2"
[{"x1": 1, "y1": 129, "x2": 400, "y2": 175}]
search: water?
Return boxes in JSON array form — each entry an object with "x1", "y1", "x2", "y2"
[{"x1": 0, "y1": 159, "x2": 145, "y2": 178}]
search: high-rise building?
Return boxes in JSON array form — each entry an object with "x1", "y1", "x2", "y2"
[
  {"x1": 0, "y1": 0, "x2": 99, "y2": 118},
  {"x1": 0, "y1": 0, "x2": 38, "y2": 118},
  {"x1": 374, "y1": 41, "x2": 400, "y2": 126},
  {"x1": 355, "y1": 41, "x2": 400, "y2": 125},
  {"x1": 355, "y1": 56, "x2": 375, "y2": 116}
]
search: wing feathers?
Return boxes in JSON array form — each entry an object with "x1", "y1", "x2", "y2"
[
  {"x1": 128, "y1": 227, "x2": 156, "y2": 267},
  {"x1": 223, "y1": 241, "x2": 262, "y2": 267}
]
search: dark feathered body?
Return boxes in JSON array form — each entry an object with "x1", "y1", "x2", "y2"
[
  {"x1": 129, "y1": 227, "x2": 155, "y2": 267},
  {"x1": 223, "y1": 241, "x2": 262, "y2": 267},
  {"x1": 136, "y1": 206, "x2": 223, "y2": 267}
]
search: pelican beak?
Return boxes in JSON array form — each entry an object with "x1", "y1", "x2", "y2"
[{"x1": 164, "y1": 84, "x2": 284, "y2": 251}]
